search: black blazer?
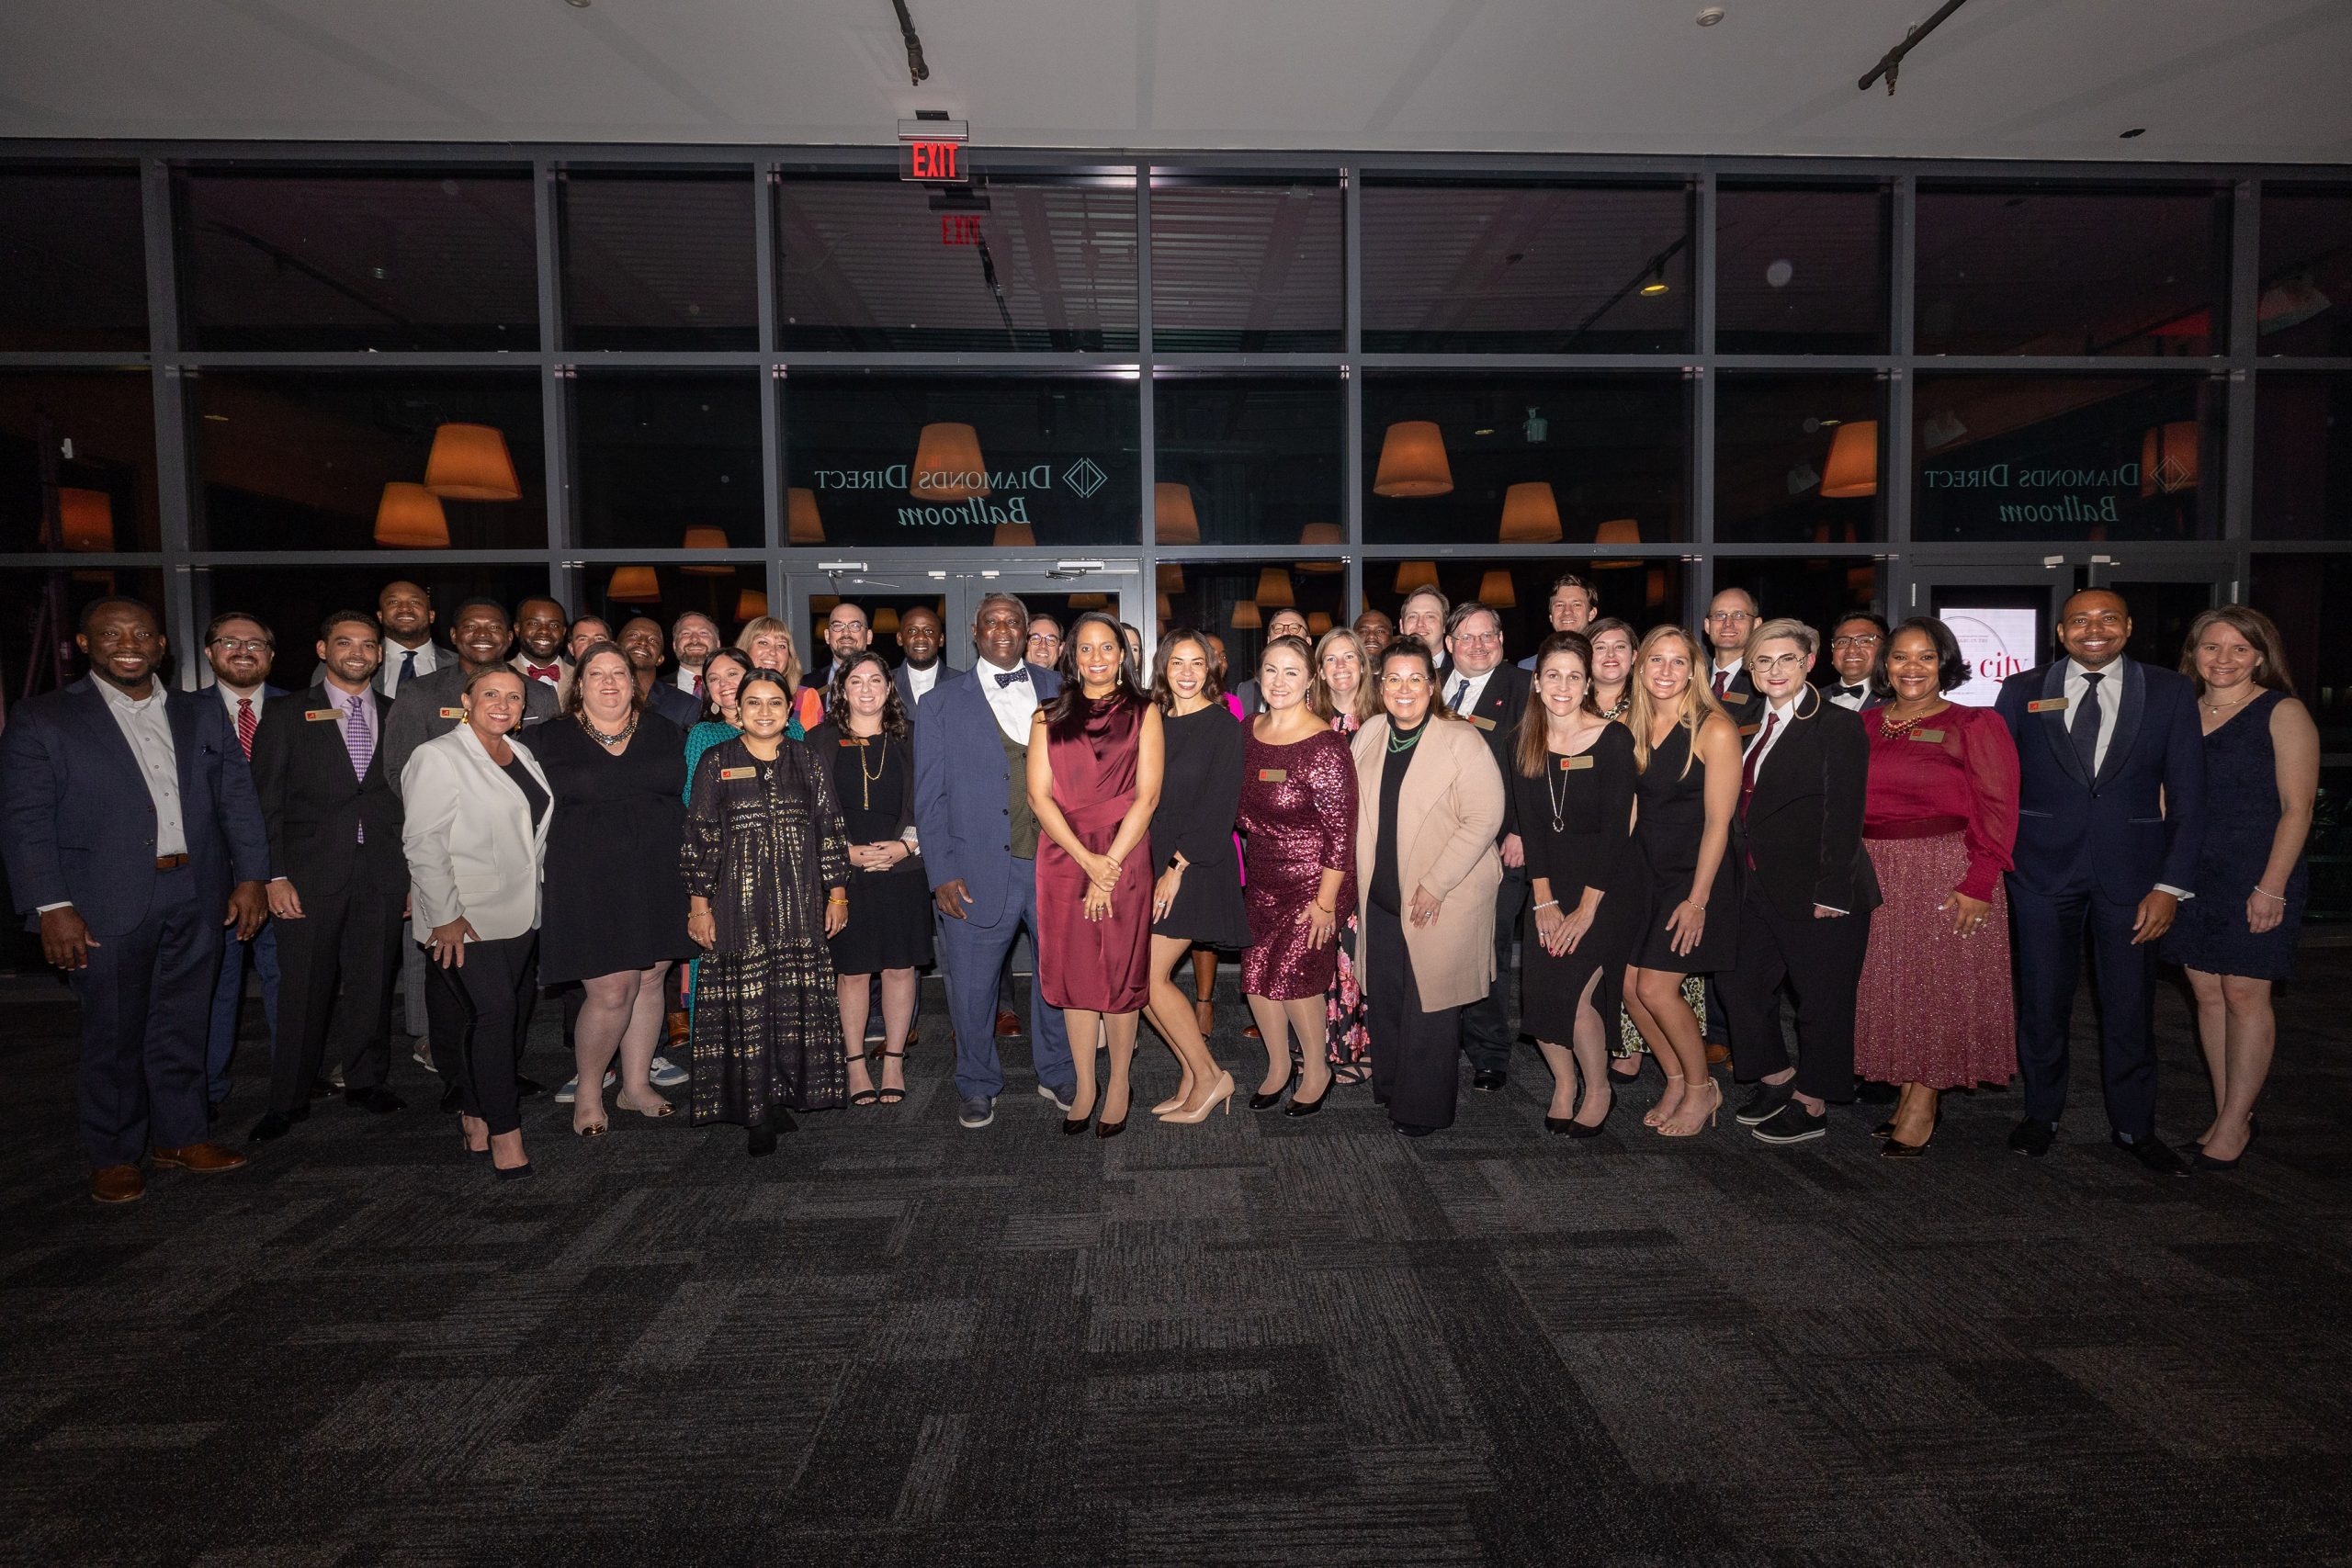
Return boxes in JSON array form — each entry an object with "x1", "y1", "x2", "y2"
[
  {"x1": 249, "y1": 684, "x2": 408, "y2": 898},
  {"x1": 1448, "y1": 663, "x2": 1532, "y2": 840},
  {"x1": 646, "y1": 680, "x2": 700, "y2": 731},
  {"x1": 1731, "y1": 688, "x2": 1881, "y2": 919}
]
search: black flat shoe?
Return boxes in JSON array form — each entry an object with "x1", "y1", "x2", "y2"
[
  {"x1": 747, "y1": 1125, "x2": 778, "y2": 1157},
  {"x1": 2191, "y1": 1147, "x2": 2243, "y2": 1171},
  {"x1": 1393, "y1": 1122, "x2": 1436, "y2": 1139}
]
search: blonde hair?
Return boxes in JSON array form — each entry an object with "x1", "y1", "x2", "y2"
[
  {"x1": 1627, "y1": 625, "x2": 1727, "y2": 778},
  {"x1": 1312, "y1": 627, "x2": 1380, "y2": 725},
  {"x1": 733, "y1": 615, "x2": 803, "y2": 690}
]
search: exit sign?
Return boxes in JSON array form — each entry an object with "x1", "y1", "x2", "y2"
[{"x1": 897, "y1": 117, "x2": 969, "y2": 184}]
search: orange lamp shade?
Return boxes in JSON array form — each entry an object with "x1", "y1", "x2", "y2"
[
  {"x1": 1594, "y1": 518, "x2": 1642, "y2": 547},
  {"x1": 1156, "y1": 591, "x2": 1174, "y2": 622},
  {"x1": 58, "y1": 487, "x2": 116, "y2": 552},
  {"x1": 2140, "y1": 421, "x2": 2199, "y2": 496},
  {"x1": 735, "y1": 589, "x2": 768, "y2": 621},
  {"x1": 1820, "y1": 420, "x2": 1879, "y2": 499},
  {"x1": 910, "y1": 423, "x2": 989, "y2": 501},
  {"x1": 873, "y1": 607, "x2": 900, "y2": 634},
  {"x1": 1068, "y1": 592, "x2": 1108, "y2": 610},
  {"x1": 1393, "y1": 560, "x2": 1440, "y2": 594},
  {"x1": 681, "y1": 525, "x2": 731, "y2": 574},
  {"x1": 1374, "y1": 421, "x2": 1453, "y2": 498},
  {"x1": 1157, "y1": 562, "x2": 1185, "y2": 592},
  {"x1": 1645, "y1": 567, "x2": 1669, "y2": 608},
  {"x1": 1477, "y1": 570, "x2": 1517, "y2": 609},
  {"x1": 1306, "y1": 612, "x2": 1332, "y2": 637},
  {"x1": 1256, "y1": 567, "x2": 1296, "y2": 608},
  {"x1": 992, "y1": 521, "x2": 1036, "y2": 548},
  {"x1": 424, "y1": 423, "x2": 521, "y2": 502},
  {"x1": 372, "y1": 482, "x2": 449, "y2": 548},
  {"x1": 1498, "y1": 482, "x2": 1563, "y2": 544},
  {"x1": 787, "y1": 487, "x2": 825, "y2": 544},
  {"x1": 1297, "y1": 523, "x2": 1343, "y2": 569},
  {"x1": 1229, "y1": 600, "x2": 1262, "y2": 630},
  {"x1": 606, "y1": 566, "x2": 661, "y2": 603},
  {"x1": 1155, "y1": 482, "x2": 1201, "y2": 545}
]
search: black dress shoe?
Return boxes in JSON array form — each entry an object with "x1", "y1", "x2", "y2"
[
  {"x1": 1735, "y1": 1078, "x2": 1795, "y2": 1127},
  {"x1": 308, "y1": 1077, "x2": 334, "y2": 1100},
  {"x1": 2112, "y1": 1132, "x2": 2191, "y2": 1178},
  {"x1": 2007, "y1": 1117, "x2": 2057, "y2": 1157},
  {"x1": 514, "y1": 1076, "x2": 546, "y2": 1098},
  {"x1": 345, "y1": 1086, "x2": 407, "y2": 1114},
  {"x1": 1472, "y1": 1068, "x2": 1507, "y2": 1093},
  {"x1": 438, "y1": 1085, "x2": 463, "y2": 1113},
  {"x1": 247, "y1": 1110, "x2": 300, "y2": 1143}
]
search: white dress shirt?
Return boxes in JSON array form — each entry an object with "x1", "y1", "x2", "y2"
[
  {"x1": 1443, "y1": 665, "x2": 1497, "y2": 716},
  {"x1": 215, "y1": 681, "x2": 266, "y2": 722},
  {"x1": 1710, "y1": 655, "x2": 1745, "y2": 697},
  {"x1": 104, "y1": 682, "x2": 187, "y2": 859},
  {"x1": 1742, "y1": 691, "x2": 1800, "y2": 773},
  {"x1": 976, "y1": 655, "x2": 1039, "y2": 743},
  {"x1": 671, "y1": 664, "x2": 701, "y2": 695},
  {"x1": 383, "y1": 639, "x2": 441, "y2": 699},
  {"x1": 903, "y1": 660, "x2": 941, "y2": 705},
  {"x1": 1826, "y1": 682, "x2": 1871, "y2": 711}
]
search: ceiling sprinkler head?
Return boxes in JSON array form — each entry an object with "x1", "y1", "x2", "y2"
[{"x1": 1696, "y1": 7, "x2": 1726, "y2": 26}]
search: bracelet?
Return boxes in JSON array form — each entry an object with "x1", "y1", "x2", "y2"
[
  {"x1": 2252, "y1": 886, "x2": 2286, "y2": 902},
  {"x1": 1532, "y1": 899, "x2": 1560, "y2": 912},
  {"x1": 827, "y1": 894, "x2": 848, "y2": 905},
  {"x1": 1313, "y1": 901, "x2": 1336, "y2": 914},
  {"x1": 1681, "y1": 900, "x2": 1706, "y2": 913}
]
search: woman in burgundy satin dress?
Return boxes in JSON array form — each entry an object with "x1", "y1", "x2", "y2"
[{"x1": 1029, "y1": 612, "x2": 1165, "y2": 1138}]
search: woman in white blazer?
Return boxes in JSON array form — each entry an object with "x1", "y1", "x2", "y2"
[{"x1": 401, "y1": 667, "x2": 552, "y2": 1179}]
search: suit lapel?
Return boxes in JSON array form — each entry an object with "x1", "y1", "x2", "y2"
[
  {"x1": 72, "y1": 680, "x2": 148, "y2": 796},
  {"x1": 165, "y1": 690, "x2": 201, "y2": 807},
  {"x1": 2037, "y1": 660, "x2": 2089, "y2": 789},
  {"x1": 2096, "y1": 659, "x2": 2145, "y2": 790}
]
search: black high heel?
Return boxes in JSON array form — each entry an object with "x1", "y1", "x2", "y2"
[
  {"x1": 2193, "y1": 1114, "x2": 2257, "y2": 1169},
  {"x1": 1250, "y1": 1066, "x2": 1300, "y2": 1111},
  {"x1": 1283, "y1": 1088, "x2": 1328, "y2": 1119},
  {"x1": 492, "y1": 1160, "x2": 534, "y2": 1181},
  {"x1": 1062, "y1": 1114, "x2": 1092, "y2": 1135},
  {"x1": 1095, "y1": 1115, "x2": 1126, "y2": 1139}
]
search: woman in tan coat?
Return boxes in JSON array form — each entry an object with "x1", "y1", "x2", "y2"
[{"x1": 1351, "y1": 637, "x2": 1506, "y2": 1138}]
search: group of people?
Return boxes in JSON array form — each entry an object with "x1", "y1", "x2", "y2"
[{"x1": 0, "y1": 567, "x2": 2313, "y2": 1200}]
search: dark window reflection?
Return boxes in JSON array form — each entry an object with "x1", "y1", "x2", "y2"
[
  {"x1": 572, "y1": 371, "x2": 763, "y2": 550},
  {"x1": 2252, "y1": 552, "x2": 2352, "y2": 752},
  {"x1": 1159, "y1": 560, "x2": 1349, "y2": 682},
  {"x1": 0, "y1": 373, "x2": 160, "y2": 552},
  {"x1": 588, "y1": 562, "x2": 763, "y2": 641},
  {"x1": 190, "y1": 371, "x2": 546, "y2": 550},
  {"x1": 1365, "y1": 558, "x2": 1688, "y2": 651},
  {"x1": 2253, "y1": 372, "x2": 2351, "y2": 540},
  {"x1": 775, "y1": 173, "x2": 1136, "y2": 352},
  {"x1": 1153, "y1": 377, "x2": 1341, "y2": 548},
  {"x1": 1912, "y1": 375, "x2": 2222, "y2": 543},
  {"x1": 201, "y1": 564, "x2": 553, "y2": 675},
  {"x1": 1716, "y1": 374, "x2": 1885, "y2": 545},
  {"x1": 176, "y1": 167, "x2": 538, "y2": 352},
  {"x1": 0, "y1": 565, "x2": 166, "y2": 686},
  {"x1": 1714, "y1": 558, "x2": 1883, "y2": 650},
  {"x1": 1362, "y1": 182, "x2": 1691, "y2": 354},
  {"x1": 1715, "y1": 185, "x2": 1887, "y2": 354},
  {"x1": 1363, "y1": 375, "x2": 1689, "y2": 547},
  {"x1": 1916, "y1": 184, "x2": 2228, "y2": 356},
  {"x1": 785, "y1": 374, "x2": 1140, "y2": 548},
  {"x1": 2257, "y1": 187, "x2": 2352, "y2": 356},
  {"x1": 1148, "y1": 179, "x2": 1341, "y2": 353},
  {"x1": 792, "y1": 589, "x2": 953, "y2": 672},
  {"x1": 0, "y1": 167, "x2": 147, "y2": 350},
  {"x1": 560, "y1": 170, "x2": 757, "y2": 351}
]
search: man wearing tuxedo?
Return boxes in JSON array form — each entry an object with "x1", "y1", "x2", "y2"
[
  {"x1": 1824, "y1": 612, "x2": 1890, "y2": 711},
  {"x1": 1441, "y1": 601, "x2": 1533, "y2": 1094},
  {"x1": 510, "y1": 596, "x2": 573, "y2": 707}
]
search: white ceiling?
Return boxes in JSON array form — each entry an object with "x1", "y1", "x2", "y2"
[{"x1": 1, "y1": 0, "x2": 2347, "y2": 164}]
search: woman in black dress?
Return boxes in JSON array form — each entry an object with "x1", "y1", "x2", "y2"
[
  {"x1": 806, "y1": 651, "x2": 933, "y2": 1108},
  {"x1": 1624, "y1": 625, "x2": 1740, "y2": 1138},
  {"x1": 1509, "y1": 632, "x2": 1638, "y2": 1137},
  {"x1": 535, "y1": 643, "x2": 694, "y2": 1137},
  {"x1": 1143, "y1": 629, "x2": 1246, "y2": 1123}
]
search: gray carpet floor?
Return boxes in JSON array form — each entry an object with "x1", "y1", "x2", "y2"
[{"x1": 0, "y1": 954, "x2": 2347, "y2": 1568}]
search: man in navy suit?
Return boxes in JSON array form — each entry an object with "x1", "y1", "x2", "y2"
[
  {"x1": 200, "y1": 610, "x2": 286, "y2": 1118},
  {"x1": 1996, "y1": 589, "x2": 2207, "y2": 1176},
  {"x1": 0, "y1": 598, "x2": 270, "y2": 1202},
  {"x1": 617, "y1": 615, "x2": 701, "y2": 729},
  {"x1": 911, "y1": 592, "x2": 1077, "y2": 1130},
  {"x1": 890, "y1": 605, "x2": 953, "y2": 712}
]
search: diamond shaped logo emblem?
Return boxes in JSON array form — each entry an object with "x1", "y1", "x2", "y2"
[
  {"x1": 1062, "y1": 457, "x2": 1106, "y2": 499},
  {"x1": 2155, "y1": 452, "x2": 2192, "y2": 493}
]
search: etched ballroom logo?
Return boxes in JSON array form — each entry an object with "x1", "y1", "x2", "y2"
[
  {"x1": 1062, "y1": 457, "x2": 1107, "y2": 499},
  {"x1": 802, "y1": 456, "x2": 1114, "y2": 528}
]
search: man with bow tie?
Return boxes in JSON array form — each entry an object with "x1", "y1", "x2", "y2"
[
  {"x1": 509, "y1": 596, "x2": 573, "y2": 707},
  {"x1": 1825, "y1": 613, "x2": 1890, "y2": 711}
]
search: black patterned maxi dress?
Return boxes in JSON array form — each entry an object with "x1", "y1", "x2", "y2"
[{"x1": 682, "y1": 736, "x2": 854, "y2": 1123}]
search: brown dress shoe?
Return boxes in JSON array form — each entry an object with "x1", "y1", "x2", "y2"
[
  {"x1": 665, "y1": 1010, "x2": 689, "y2": 1047},
  {"x1": 994, "y1": 1009, "x2": 1021, "y2": 1038},
  {"x1": 1705, "y1": 1043, "x2": 1731, "y2": 1066},
  {"x1": 151, "y1": 1142, "x2": 250, "y2": 1174},
  {"x1": 91, "y1": 1165, "x2": 145, "y2": 1203}
]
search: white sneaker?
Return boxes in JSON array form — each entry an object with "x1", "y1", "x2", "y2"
[
  {"x1": 411, "y1": 1044, "x2": 436, "y2": 1074},
  {"x1": 554, "y1": 1070, "x2": 618, "y2": 1105},
  {"x1": 1036, "y1": 1083, "x2": 1074, "y2": 1112},
  {"x1": 650, "y1": 1055, "x2": 689, "y2": 1088}
]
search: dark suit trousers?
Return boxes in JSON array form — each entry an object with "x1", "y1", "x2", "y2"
[
  {"x1": 425, "y1": 931, "x2": 538, "y2": 1136},
  {"x1": 1721, "y1": 893, "x2": 1869, "y2": 1103},
  {"x1": 2009, "y1": 873, "x2": 2157, "y2": 1137},
  {"x1": 266, "y1": 881, "x2": 404, "y2": 1114},
  {"x1": 1459, "y1": 864, "x2": 1526, "y2": 1072},
  {"x1": 71, "y1": 865, "x2": 218, "y2": 1166},
  {"x1": 1367, "y1": 904, "x2": 1464, "y2": 1133}
]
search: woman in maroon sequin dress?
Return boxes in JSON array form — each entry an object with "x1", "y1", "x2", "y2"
[
  {"x1": 1030, "y1": 613, "x2": 1164, "y2": 1136},
  {"x1": 1237, "y1": 635, "x2": 1358, "y2": 1115},
  {"x1": 1314, "y1": 627, "x2": 1380, "y2": 1083}
]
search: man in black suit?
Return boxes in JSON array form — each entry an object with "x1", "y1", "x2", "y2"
[
  {"x1": 1720, "y1": 619, "x2": 1880, "y2": 1145},
  {"x1": 248, "y1": 610, "x2": 412, "y2": 1143},
  {"x1": 0, "y1": 598, "x2": 269, "y2": 1202},
  {"x1": 616, "y1": 615, "x2": 700, "y2": 729},
  {"x1": 202, "y1": 609, "x2": 286, "y2": 1117},
  {"x1": 372, "y1": 580, "x2": 446, "y2": 700},
  {"x1": 808, "y1": 601, "x2": 871, "y2": 693},
  {"x1": 1441, "y1": 601, "x2": 1533, "y2": 1092},
  {"x1": 892, "y1": 605, "x2": 952, "y2": 711},
  {"x1": 1824, "y1": 612, "x2": 1890, "y2": 711}
]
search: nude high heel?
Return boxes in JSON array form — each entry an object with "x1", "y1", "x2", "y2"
[{"x1": 1159, "y1": 1071, "x2": 1235, "y2": 1125}]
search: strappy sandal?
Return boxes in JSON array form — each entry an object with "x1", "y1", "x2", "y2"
[
  {"x1": 876, "y1": 1050, "x2": 907, "y2": 1104},
  {"x1": 1643, "y1": 1073, "x2": 1684, "y2": 1129},
  {"x1": 1332, "y1": 1060, "x2": 1373, "y2": 1088}
]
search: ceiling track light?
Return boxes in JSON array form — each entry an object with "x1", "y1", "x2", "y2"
[
  {"x1": 1858, "y1": 0, "x2": 1974, "y2": 96},
  {"x1": 889, "y1": 0, "x2": 930, "y2": 85}
]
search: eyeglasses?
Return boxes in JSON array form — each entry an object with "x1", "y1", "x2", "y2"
[
  {"x1": 1380, "y1": 672, "x2": 1430, "y2": 688},
  {"x1": 1707, "y1": 610, "x2": 1757, "y2": 624},
  {"x1": 1749, "y1": 653, "x2": 1808, "y2": 673},
  {"x1": 1451, "y1": 629, "x2": 1502, "y2": 647},
  {"x1": 1828, "y1": 635, "x2": 1882, "y2": 650},
  {"x1": 1027, "y1": 633, "x2": 1058, "y2": 644},
  {"x1": 209, "y1": 637, "x2": 269, "y2": 654}
]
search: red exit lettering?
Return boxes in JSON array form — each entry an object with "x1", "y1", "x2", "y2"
[
  {"x1": 901, "y1": 141, "x2": 959, "y2": 181},
  {"x1": 940, "y1": 215, "x2": 983, "y2": 245}
]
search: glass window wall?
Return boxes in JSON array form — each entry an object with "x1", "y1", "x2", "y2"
[
  {"x1": 1715, "y1": 184, "x2": 1888, "y2": 355},
  {"x1": 0, "y1": 166, "x2": 148, "y2": 351},
  {"x1": 2256, "y1": 186, "x2": 2352, "y2": 357},
  {"x1": 1153, "y1": 376, "x2": 1341, "y2": 549},
  {"x1": 560, "y1": 169, "x2": 758, "y2": 351},
  {"x1": 1715, "y1": 373, "x2": 1885, "y2": 544},
  {"x1": 571, "y1": 369, "x2": 763, "y2": 550},
  {"x1": 1148, "y1": 178, "x2": 1341, "y2": 353},
  {"x1": 0, "y1": 372, "x2": 161, "y2": 553}
]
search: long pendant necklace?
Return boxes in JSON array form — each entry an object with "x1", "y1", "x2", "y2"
[
  {"x1": 1546, "y1": 754, "x2": 1574, "y2": 831},
  {"x1": 854, "y1": 732, "x2": 885, "y2": 809}
]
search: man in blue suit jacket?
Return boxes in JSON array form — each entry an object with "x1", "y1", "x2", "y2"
[
  {"x1": 0, "y1": 599, "x2": 270, "y2": 1202},
  {"x1": 911, "y1": 592, "x2": 1076, "y2": 1129},
  {"x1": 1995, "y1": 589, "x2": 2207, "y2": 1176}
]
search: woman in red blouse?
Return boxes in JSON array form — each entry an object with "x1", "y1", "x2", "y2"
[{"x1": 1855, "y1": 616, "x2": 2021, "y2": 1156}]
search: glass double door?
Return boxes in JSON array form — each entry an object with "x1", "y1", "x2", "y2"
[{"x1": 781, "y1": 558, "x2": 1145, "y2": 680}]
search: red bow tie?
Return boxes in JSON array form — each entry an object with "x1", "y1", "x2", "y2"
[{"x1": 524, "y1": 663, "x2": 560, "y2": 683}]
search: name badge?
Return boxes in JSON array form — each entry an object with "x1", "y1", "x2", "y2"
[
  {"x1": 2028, "y1": 697, "x2": 2068, "y2": 713},
  {"x1": 1910, "y1": 728, "x2": 1947, "y2": 744},
  {"x1": 1720, "y1": 690, "x2": 1750, "y2": 705},
  {"x1": 1558, "y1": 754, "x2": 1594, "y2": 772},
  {"x1": 1468, "y1": 715, "x2": 1497, "y2": 731},
  {"x1": 304, "y1": 708, "x2": 339, "y2": 722},
  {"x1": 439, "y1": 706, "x2": 465, "y2": 720},
  {"x1": 718, "y1": 766, "x2": 756, "y2": 781},
  {"x1": 1258, "y1": 768, "x2": 1288, "y2": 783}
]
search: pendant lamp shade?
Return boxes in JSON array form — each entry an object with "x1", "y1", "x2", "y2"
[
  {"x1": 992, "y1": 521, "x2": 1036, "y2": 548},
  {"x1": 1298, "y1": 522, "x2": 1343, "y2": 569},
  {"x1": 873, "y1": 607, "x2": 900, "y2": 634},
  {"x1": 1645, "y1": 567, "x2": 1669, "y2": 608},
  {"x1": 1229, "y1": 600, "x2": 1262, "y2": 630},
  {"x1": 1374, "y1": 421, "x2": 1453, "y2": 498},
  {"x1": 1156, "y1": 591, "x2": 1173, "y2": 623},
  {"x1": 736, "y1": 589, "x2": 768, "y2": 621},
  {"x1": 2140, "y1": 421, "x2": 2199, "y2": 496},
  {"x1": 680, "y1": 526, "x2": 731, "y2": 573},
  {"x1": 910, "y1": 423, "x2": 989, "y2": 500},
  {"x1": 1157, "y1": 562, "x2": 1185, "y2": 592},
  {"x1": 1154, "y1": 482, "x2": 1201, "y2": 544},
  {"x1": 424, "y1": 423, "x2": 521, "y2": 502},
  {"x1": 1068, "y1": 592, "x2": 1108, "y2": 610},
  {"x1": 1255, "y1": 567, "x2": 1295, "y2": 608},
  {"x1": 58, "y1": 487, "x2": 117, "y2": 552},
  {"x1": 786, "y1": 487, "x2": 825, "y2": 544},
  {"x1": 1477, "y1": 570, "x2": 1517, "y2": 609},
  {"x1": 373, "y1": 481, "x2": 449, "y2": 548},
  {"x1": 1498, "y1": 482, "x2": 1563, "y2": 543},
  {"x1": 1393, "y1": 559, "x2": 1440, "y2": 594},
  {"x1": 1819, "y1": 420, "x2": 1879, "y2": 499},
  {"x1": 606, "y1": 566, "x2": 661, "y2": 603},
  {"x1": 1306, "y1": 612, "x2": 1332, "y2": 637},
  {"x1": 1594, "y1": 518, "x2": 1641, "y2": 546}
]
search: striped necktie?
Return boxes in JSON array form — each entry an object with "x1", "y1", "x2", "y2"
[{"x1": 235, "y1": 697, "x2": 256, "y2": 760}]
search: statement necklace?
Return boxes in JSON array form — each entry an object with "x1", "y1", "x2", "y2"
[
  {"x1": 1878, "y1": 704, "x2": 1946, "y2": 740},
  {"x1": 1598, "y1": 691, "x2": 1630, "y2": 721},
  {"x1": 1386, "y1": 719, "x2": 1427, "y2": 754},
  {"x1": 580, "y1": 712, "x2": 639, "y2": 749}
]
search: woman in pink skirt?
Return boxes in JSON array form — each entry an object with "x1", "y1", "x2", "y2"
[{"x1": 1856, "y1": 616, "x2": 2021, "y2": 1157}]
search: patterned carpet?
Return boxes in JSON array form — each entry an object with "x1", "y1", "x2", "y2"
[{"x1": 1, "y1": 953, "x2": 2347, "y2": 1568}]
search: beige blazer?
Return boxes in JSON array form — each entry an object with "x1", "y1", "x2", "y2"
[
  {"x1": 400, "y1": 721, "x2": 552, "y2": 943},
  {"x1": 1351, "y1": 714, "x2": 1506, "y2": 1011}
]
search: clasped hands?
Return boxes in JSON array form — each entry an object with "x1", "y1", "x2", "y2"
[
  {"x1": 846, "y1": 839, "x2": 908, "y2": 873},
  {"x1": 1081, "y1": 849, "x2": 1123, "y2": 923}
]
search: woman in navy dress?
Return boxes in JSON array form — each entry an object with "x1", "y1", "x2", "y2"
[{"x1": 2157, "y1": 607, "x2": 2318, "y2": 1171}]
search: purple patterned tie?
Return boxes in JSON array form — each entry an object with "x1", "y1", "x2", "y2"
[{"x1": 345, "y1": 691, "x2": 373, "y2": 841}]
